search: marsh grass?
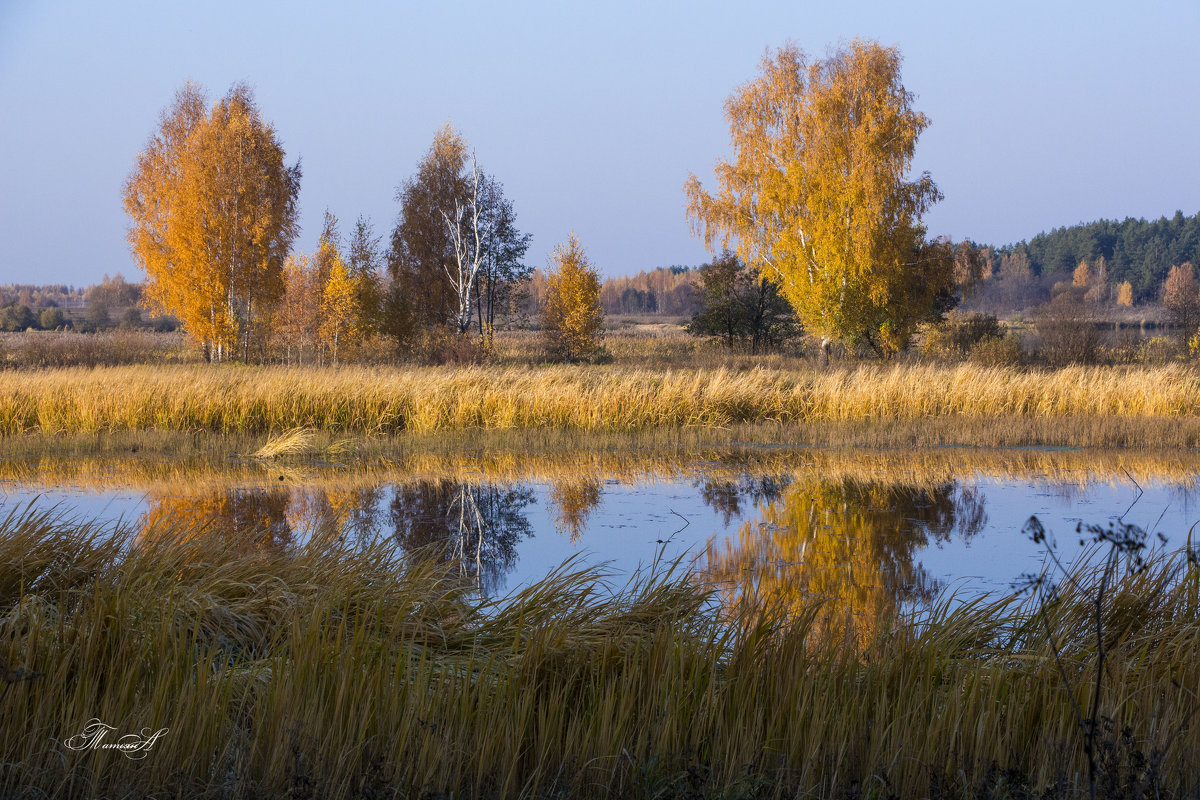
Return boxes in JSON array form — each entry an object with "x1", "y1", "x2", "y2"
[
  {"x1": 252, "y1": 426, "x2": 318, "y2": 459},
  {"x1": 5, "y1": 437, "x2": 1200, "y2": 496},
  {"x1": 1, "y1": 505, "x2": 1199, "y2": 798},
  {"x1": 0, "y1": 330, "x2": 197, "y2": 368},
  {"x1": 4, "y1": 363, "x2": 1200, "y2": 441}
]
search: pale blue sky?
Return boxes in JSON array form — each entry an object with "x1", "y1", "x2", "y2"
[{"x1": 2, "y1": 0, "x2": 1198, "y2": 285}]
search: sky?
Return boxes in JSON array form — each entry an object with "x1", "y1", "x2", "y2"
[{"x1": 2, "y1": 0, "x2": 1199, "y2": 286}]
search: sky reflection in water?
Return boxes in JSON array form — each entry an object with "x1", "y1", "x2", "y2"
[{"x1": 2, "y1": 458, "x2": 1197, "y2": 618}]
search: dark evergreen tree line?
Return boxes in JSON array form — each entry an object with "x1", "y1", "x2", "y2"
[{"x1": 992, "y1": 210, "x2": 1200, "y2": 302}]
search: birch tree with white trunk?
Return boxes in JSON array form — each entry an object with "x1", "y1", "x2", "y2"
[{"x1": 442, "y1": 154, "x2": 486, "y2": 335}]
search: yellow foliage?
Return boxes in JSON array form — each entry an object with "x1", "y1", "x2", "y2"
[
  {"x1": 1072, "y1": 259, "x2": 1091, "y2": 288},
  {"x1": 550, "y1": 478, "x2": 603, "y2": 542},
  {"x1": 276, "y1": 252, "x2": 320, "y2": 362},
  {"x1": 1116, "y1": 281, "x2": 1134, "y2": 307},
  {"x1": 706, "y1": 478, "x2": 980, "y2": 643},
  {"x1": 1189, "y1": 329, "x2": 1200, "y2": 359},
  {"x1": 123, "y1": 83, "x2": 299, "y2": 361},
  {"x1": 685, "y1": 40, "x2": 950, "y2": 356},
  {"x1": 542, "y1": 235, "x2": 604, "y2": 361},
  {"x1": 319, "y1": 252, "x2": 361, "y2": 363}
]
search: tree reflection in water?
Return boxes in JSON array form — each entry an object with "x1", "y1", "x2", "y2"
[
  {"x1": 704, "y1": 477, "x2": 986, "y2": 642},
  {"x1": 698, "y1": 475, "x2": 789, "y2": 526},
  {"x1": 388, "y1": 480, "x2": 535, "y2": 595},
  {"x1": 140, "y1": 488, "x2": 296, "y2": 550},
  {"x1": 548, "y1": 479, "x2": 603, "y2": 542},
  {"x1": 140, "y1": 481, "x2": 536, "y2": 596}
]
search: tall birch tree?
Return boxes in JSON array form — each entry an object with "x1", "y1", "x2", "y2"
[
  {"x1": 124, "y1": 82, "x2": 300, "y2": 361},
  {"x1": 685, "y1": 40, "x2": 952, "y2": 357}
]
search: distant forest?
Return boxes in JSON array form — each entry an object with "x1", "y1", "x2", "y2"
[
  {"x1": 522, "y1": 266, "x2": 702, "y2": 318},
  {"x1": 988, "y1": 210, "x2": 1200, "y2": 302}
]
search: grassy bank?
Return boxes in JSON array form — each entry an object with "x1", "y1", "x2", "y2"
[
  {"x1": 3, "y1": 363, "x2": 1200, "y2": 439},
  {"x1": 1, "y1": 505, "x2": 1198, "y2": 798}
]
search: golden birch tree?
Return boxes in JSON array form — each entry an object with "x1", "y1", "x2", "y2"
[
  {"x1": 1072, "y1": 259, "x2": 1092, "y2": 288},
  {"x1": 685, "y1": 40, "x2": 952, "y2": 357},
  {"x1": 124, "y1": 82, "x2": 300, "y2": 361},
  {"x1": 320, "y1": 252, "x2": 361, "y2": 364},
  {"x1": 542, "y1": 235, "x2": 604, "y2": 361}
]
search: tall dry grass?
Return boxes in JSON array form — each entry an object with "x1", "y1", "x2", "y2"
[
  {"x1": 3, "y1": 363, "x2": 1200, "y2": 436},
  {"x1": 0, "y1": 330, "x2": 197, "y2": 368},
  {"x1": 1, "y1": 504, "x2": 1198, "y2": 797}
]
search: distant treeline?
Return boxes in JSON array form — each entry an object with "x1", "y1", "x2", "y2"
[
  {"x1": 989, "y1": 210, "x2": 1200, "y2": 302},
  {"x1": 0, "y1": 284, "x2": 85, "y2": 309},
  {"x1": 598, "y1": 266, "x2": 700, "y2": 316},
  {"x1": 0, "y1": 274, "x2": 176, "y2": 333},
  {"x1": 520, "y1": 266, "x2": 701, "y2": 318}
]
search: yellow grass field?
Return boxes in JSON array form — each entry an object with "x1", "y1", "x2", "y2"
[{"x1": 2, "y1": 363, "x2": 1199, "y2": 436}]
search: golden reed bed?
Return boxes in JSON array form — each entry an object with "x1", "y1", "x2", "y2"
[{"x1": 2, "y1": 363, "x2": 1200, "y2": 435}]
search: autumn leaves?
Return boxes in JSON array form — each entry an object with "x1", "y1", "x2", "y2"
[
  {"x1": 123, "y1": 83, "x2": 300, "y2": 362},
  {"x1": 126, "y1": 39, "x2": 942, "y2": 366},
  {"x1": 686, "y1": 40, "x2": 956, "y2": 358},
  {"x1": 123, "y1": 84, "x2": 612, "y2": 364}
]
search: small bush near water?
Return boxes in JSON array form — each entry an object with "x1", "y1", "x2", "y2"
[{"x1": 1, "y1": 505, "x2": 1198, "y2": 798}]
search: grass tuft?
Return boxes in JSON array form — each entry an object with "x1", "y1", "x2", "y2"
[{"x1": 252, "y1": 426, "x2": 318, "y2": 459}]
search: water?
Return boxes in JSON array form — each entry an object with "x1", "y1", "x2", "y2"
[{"x1": 2, "y1": 448, "x2": 1197, "y2": 612}]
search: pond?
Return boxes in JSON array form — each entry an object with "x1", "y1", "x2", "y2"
[{"x1": 2, "y1": 445, "x2": 1197, "y2": 622}]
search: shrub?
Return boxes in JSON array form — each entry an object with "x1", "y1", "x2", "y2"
[
  {"x1": 1035, "y1": 294, "x2": 1100, "y2": 365},
  {"x1": 1141, "y1": 335, "x2": 1179, "y2": 365},
  {"x1": 966, "y1": 334, "x2": 1023, "y2": 367},
  {"x1": 120, "y1": 307, "x2": 143, "y2": 330},
  {"x1": 542, "y1": 235, "x2": 604, "y2": 362},
  {"x1": 920, "y1": 311, "x2": 1003, "y2": 361},
  {"x1": 38, "y1": 307, "x2": 65, "y2": 330},
  {"x1": 151, "y1": 315, "x2": 178, "y2": 333}
]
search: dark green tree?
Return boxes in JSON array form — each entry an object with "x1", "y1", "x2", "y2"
[
  {"x1": 687, "y1": 251, "x2": 800, "y2": 353},
  {"x1": 39, "y1": 307, "x2": 66, "y2": 330},
  {"x1": 472, "y1": 175, "x2": 532, "y2": 340},
  {"x1": 0, "y1": 303, "x2": 36, "y2": 332},
  {"x1": 347, "y1": 215, "x2": 384, "y2": 335}
]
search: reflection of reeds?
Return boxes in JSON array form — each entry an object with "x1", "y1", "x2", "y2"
[
  {"x1": 1, "y1": 504, "x2": 1198, "y2": 796},
  {"x1": 5, "y1": 363, "x2": 1200, "y2": 436},
  {"x1": 4, "y1": 442, "x2": 1200, "y2": 496}
]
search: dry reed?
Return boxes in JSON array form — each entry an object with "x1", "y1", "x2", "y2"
[
  {"x1": 0, "y1": 504, "x2": 1198, "y2": 797},
  {"x1": 3, "y1": 363, "x2": 1200, "y2": 436}
]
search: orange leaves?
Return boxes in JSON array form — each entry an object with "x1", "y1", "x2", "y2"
[{"x1": 123, "y1": 83, "x2": 299, "y2": 361}]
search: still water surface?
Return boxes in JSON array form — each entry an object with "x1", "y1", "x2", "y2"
[{"x1": 4, "y1": 448, "x2": 1198, "y2": 620}]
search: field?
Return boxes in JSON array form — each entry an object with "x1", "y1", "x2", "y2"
[{"x1": 3, "y1": 361, "x2": 1200, "y2": 452}]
